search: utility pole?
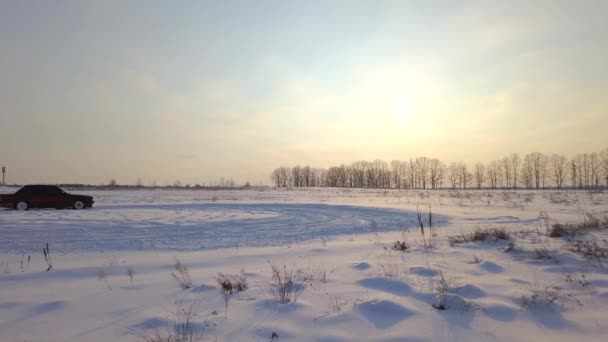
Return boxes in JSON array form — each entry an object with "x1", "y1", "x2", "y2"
[{"x1": 1, "y1": 166, "x2": 5, "y2": 185}]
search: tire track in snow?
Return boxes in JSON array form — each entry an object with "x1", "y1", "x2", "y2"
[{"x1": 0, "y1": 203, "x2": 447, "y2": 253}]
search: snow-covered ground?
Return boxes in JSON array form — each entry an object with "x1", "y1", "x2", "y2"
[{"x1": 1, "y1": 187, "x2": 607, "y2": 341}]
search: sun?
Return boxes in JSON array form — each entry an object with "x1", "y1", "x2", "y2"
[{"x1": 394, "y1": 95, "x2": 412, "y2": 124}]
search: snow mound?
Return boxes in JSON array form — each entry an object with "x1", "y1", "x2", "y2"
[
  {"x1": 353, "y1": 262, "x2": 371, "y2": 270},
  {"x1": 479, "y1": 261, "x2": 504, "y2": 273},
  {"x1": 358, "y1": 277, "x2": 412, "y2": 296},
  {"x1": 356, "y1": 300, "x2": 415, "y2": 329},
  {"x1": 432, "y1": 293, "x2": 472, "y2": 311},
  {"x1": 409, "y1": 266, "x2": 439, "y2": 277},
  {"x1": 456, "y1": 284, "x2": 487, "y2": 299}
]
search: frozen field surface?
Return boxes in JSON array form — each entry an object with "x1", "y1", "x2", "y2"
[
  {"x1": 0, "y1": 202, "x2": 442, "y2": 253},
  {"x1": 1, "y1": 187, "x2": 608, "y2": 342}
]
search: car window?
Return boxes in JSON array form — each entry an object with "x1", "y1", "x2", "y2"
[
  {"x1": 44, "y1": 186, "x2": 64, "y2": 195},
  {"x1": 15, "y1": 185, "x2": 65, "y2": 195},
  {"x1": 30, "y1": 186, "x2": 46, "y2": 195}
]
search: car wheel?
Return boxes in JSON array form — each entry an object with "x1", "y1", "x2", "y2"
[
  {"x1": 16, "y1": 201, "x2": 28, "y2": 211},
  {"x1": 73, "y1": 201, "x2": 85, "y2": 210}
]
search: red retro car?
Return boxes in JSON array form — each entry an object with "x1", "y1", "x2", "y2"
[{"x1": 0, "y1": 185, "x2": 94, "y2": 210}]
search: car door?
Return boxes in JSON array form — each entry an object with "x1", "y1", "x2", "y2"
[
  {"x1": 31, "y1": 186, "x2": 59, "y2": 208},
  {"x1": 34, "y1": 186, "x2": 50, "y2": 208},
  {"x1": 43, "y1": 186, "x2": 70, "y2": 208},
  {"x1": 55, "y1": 187, "x2": 72, "y2": 208},
  {"x1": 23, "y1": 186, "x2": 46, "y2": 208}
]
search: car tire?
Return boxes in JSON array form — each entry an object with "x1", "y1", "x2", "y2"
[
  {"x1": 16, "y1": 201, "x2": 28, "y2": 211},
  {"x1": 73, "y1": 200, "x2": 85, "y2": 210}
]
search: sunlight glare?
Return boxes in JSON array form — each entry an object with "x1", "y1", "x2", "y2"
[{"x1": 394, "y1": 95, "x2": 412, "y2": 124}]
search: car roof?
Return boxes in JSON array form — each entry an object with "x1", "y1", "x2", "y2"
[
  {"x1": 19, "y1": 185, "x2": 64, "y2": 191},
  {"x1": 22, "y1": 184, "x2": 60, "y2": 188}
]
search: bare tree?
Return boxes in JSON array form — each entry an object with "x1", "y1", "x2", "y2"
[
  {"x1": 520, "y1": 154, "x2": 534, "y2": 189},
  {"x1": 291, "y1": 165, "x2": 302, "y2": 187},
  {"x1": 550, "y1": 154, "x2": 568, "y2": 189},
  {"x1": 429, "y1": 159, "x2": 445, "y2": 189},
  {"x1": 271, "y1": 167, "x2": 292, "y2": 187},
  {"x1": 474, "y1": 162, "x2": 485, "y2": 189},
  {"x1": 302, "y1": 165, "x2": 312, "y2": 187},
  {"x1": 457, "y1": 162, "x2": 469, "y2": 189},
  {"x1": 271, "y1": 168, "x2": 281, "y2": 187},
  {"x1": 510, "y1": 153, "x2": 521, "y2": 189},
  {"x1": 573, "y1": 154, "x2": 587, "y2": 188},
  {"x1": 348, "y1": 161, "x2": 363, "y2": 188},
  {"x1": 496, "y1": 161, "x2": 504, "y2": 188},
  {"x1": 326, "y1": 166, "x2": 341, "y2": 187},
  {"x1": 589, "y1": 153, "x2": 600, "y2": 189},
  {"x1": 524, "y1": 152, "x2": 547, "y2": 189},
  {"x1": 570, "y1": 158, "x2": 578, "y2": 189},
  {"x1": 487, "y1": 160, "x2": 500, "y2": 189},
  {"x1": 390, "y1": 160, "x2": 403, "y2": 189},
  {"x1": 447, "y1": 162, "x2": 459, "y2": 189},
  {"x1": 416, "y1": 157, "x2": 429, "y2": 189},
  {"x1": 501, "y1": 157, "x2": 511, "y2": 189},
  {"x1": 280, "y1": 167, "x2": 291, "y2": 187},
  {"x1": 538, "y1": 154, "x2": 548, "y2": 189},
  {"x1": 600, "y1": 148, "x2": 608, "y2": 188},
  {"x1": 313, "y1": 168, "x2": 324, "y2": 187}
]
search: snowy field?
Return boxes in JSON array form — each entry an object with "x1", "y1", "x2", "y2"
[{"x1": 1, "y1": 187, "x2": 608, "y2": 341}]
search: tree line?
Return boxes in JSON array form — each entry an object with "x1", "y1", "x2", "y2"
[{"x1": 271, "y1": 149, "x2": 608, "y2": 190}]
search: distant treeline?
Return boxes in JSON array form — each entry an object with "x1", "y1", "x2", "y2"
[
  {"x1": 68, "y1": 184, "x2": 252, "y2": 190},
  {"x1": 271, "y1": 149, "x2": 608, "y2": 190},
  {"x1": 0, "y1": 175, "x2": 255, "y2": 189},
  {"x1": 2, "y1": 183, "x2": 253, "y2": 191},
  {"x1": 76, "y1": 177, "x2": 246, "y2": 189}
]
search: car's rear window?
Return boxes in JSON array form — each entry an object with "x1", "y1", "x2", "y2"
[{"x1": 16, "y1": 186, "x2": 33, "y2": 194}]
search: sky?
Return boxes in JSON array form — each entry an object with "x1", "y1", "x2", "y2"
[{"x1": 1, "y1": 0, "x2": 607, "y2": 185}]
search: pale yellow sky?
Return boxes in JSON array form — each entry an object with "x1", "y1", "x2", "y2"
[{"x1": 0, "y1": 1, "x2": 607, "y2": 185}]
